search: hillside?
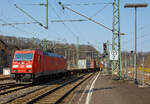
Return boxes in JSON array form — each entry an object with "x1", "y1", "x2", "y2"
[{"x1": 0, "y1": 35, "x2": 100, "y2": 67}]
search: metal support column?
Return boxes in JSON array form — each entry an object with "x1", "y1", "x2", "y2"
[
  {"x1": 45, "y1": 0, "x2": 48, "y2": 29},
  {"x1": 112, "y1": 0, "x2": 122, "y2": 78},
  {"x1": 134, "y1": 7, "x2": 138, "y2": 83},
  {"x1": 76, "y1": 36, "x2": 79, "y2": 66}
]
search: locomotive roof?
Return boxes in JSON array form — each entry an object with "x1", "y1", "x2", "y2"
[
  {"x1": 15, "y1": 50, "x2": 64, "y2": 58},
  {"x1": 43, "y1": 51, "x2": 64, "y2": 58}
]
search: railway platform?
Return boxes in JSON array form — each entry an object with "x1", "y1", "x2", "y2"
[{"x1": 70, "y1": 72, "x2": 150, "y2": 104}]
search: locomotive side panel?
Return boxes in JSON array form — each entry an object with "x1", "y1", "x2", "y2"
[
  {"x1": 32, "y1": 52, "x2": 43, "y2": 77},
  {"x1": 33, "y1": 51, "x2": 67, "y2": 78}
]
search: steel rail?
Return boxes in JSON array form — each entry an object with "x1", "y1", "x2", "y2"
[
  {"x1": 54, "y1": 73, "x2": 93, "y2": 104},
  {"x1": 26, "y1": 73, "x2": 94, "y2": 104},
  {"x1": 5, "y1": 78, "x2": 74, "y2": 104},
  {"x1": 5, "y1": 82, "x2": 55, "y2": 103},
  {"x1": 0, "y1": 82, "x2": 16, "y2": 91},
  {"x1": 0, "y1": 77, "x2": 11, "y2": 81},
  {"x1": 26, "y1": 75, "x2": 87, "y2": 104},
  {"x1": 0, "y1": 83, "x2": 33, "y2": 96},
  {"x1": 0, "y1": 82, "x2": 15, "y2": 86}
]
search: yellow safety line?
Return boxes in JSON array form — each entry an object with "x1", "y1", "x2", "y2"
[{"x1": 138, "y1": 67, "x2": 150, "y2": 73}]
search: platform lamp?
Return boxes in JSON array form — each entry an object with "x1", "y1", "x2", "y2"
[{"x1": 124, "y1": 3, "x2": 148, "y2": 84}]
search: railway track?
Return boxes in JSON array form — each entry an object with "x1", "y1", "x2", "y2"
[
  {"x1": 0, "y1": 82, "x2": 16, "y2": 91},
  {"x1": 7, "y1": 73, "x2": 94, "y2": 104},
  {"x1": 0, "y1": 76, "x2": 77, "y2": 104},
  {"x1": 0, "y1": 82, "x2": 47, "y2": 103},
  {"x1": 0, "y1": 77, "x2": 11, "y2": 81},
  {"x1": 0, "y1": 83, "x2": 35, "y2": 97},
  {"x1": 0, "y1": 82, "x2": 15, "y2": 86},
  {"x1": 0, "y1": 77, "x2": 14, "y2": 86},
  {"x1": 27, "y1": 73, "x2": 93, "y2": 104},
  {"x1": 0, "y1": 69, "x2": 97, "y2": 104}
]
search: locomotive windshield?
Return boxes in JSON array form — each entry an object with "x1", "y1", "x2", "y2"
[{"x1": 14, "y1": 53, "x2": 33, "y2": 61}]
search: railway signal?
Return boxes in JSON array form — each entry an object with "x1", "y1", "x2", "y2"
[{"x1": 103, "y1": 43, "x2": 107, "y2": 52}]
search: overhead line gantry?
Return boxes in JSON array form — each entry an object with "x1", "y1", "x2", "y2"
[
  {"x1": 112, "y1": 0, "x2": 122, "y2": 78},
  {"x1": 14, "y1": 0, "x2": 49, "y2": 29},
  {"x1": 58, "y1": 1, "x2": 122, "y2": 78}
]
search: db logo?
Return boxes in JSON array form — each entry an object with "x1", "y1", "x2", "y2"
[{"x1": 20, "y1": 65, "x2": 24, "y2": 68}]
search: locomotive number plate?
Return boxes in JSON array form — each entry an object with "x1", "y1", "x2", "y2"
[{"x1": 20, "y1": 65, "x2": 25, "y2": 68}]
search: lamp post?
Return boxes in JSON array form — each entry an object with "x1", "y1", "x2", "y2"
[{"x1": 124, "y1": 3, "x2": 148, "y2": 84}]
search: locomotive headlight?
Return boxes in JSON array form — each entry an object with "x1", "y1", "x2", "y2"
[
  {"x1": 13, "y1": 69, "x2": 17, "y2": 72},
  {"x1": 26, "y1": 69, "x2": 31, "y2": 72},
  {"x1": 13, "y1": 65, "x2": 18, "y2": 68},
  {"x1": 26, "y1": 65, "x2": 32, "y2": 68}
]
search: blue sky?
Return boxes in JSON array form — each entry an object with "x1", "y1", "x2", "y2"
[{"x1": 0, "y1": 0, "x2": 150, "y2": 53}]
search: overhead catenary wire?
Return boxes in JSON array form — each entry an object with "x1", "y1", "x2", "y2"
[
  {"x1": 122, "y1": 32, "x2": 150, "y2": 52},
  {"x1": 90, "y1": 3, "x2": 111, "y2": 18},
  {"x1": 51, "y1": 3, "x2": 110, "y2": 23},
  {"x1": 3, "y1": 1, "x2": 42, "y2": 38},
  {"x1": 14, "y1": 4, "x2": 44, "y2": 27},
  {"x1": 58, "y1": 2, "x2": 113, "y2": 32},
  {"x1": 0, "y1": 29, "x2": 17, "y2": 36},
  {"x1": 63, "y1": 10, "x2": 89, "y2": 44},
  {"x1": 51, "y1": 19, "x2": 87, "y2": 23},
  {"x1": 54, "y1": 0, "x2": 112, "y2": 46},
  {"x1": 12, "y1": 1, "x2": 67, "y2": 43},
  {"x1": 122, "y1": 25, "x2": 150, "y2": 45},
  {"x1": 49, "y1": 3, "x2": 78, "y2": 37},
  {"x1": 0, "y1": 22, "x2": 37, "y2": 26},
  {"x1": 0, "y1": 19, "x2": 35, "y2": 36},
  {"x1": 63, "y1": 2, "x2": 113, "y2": 6},
  {"x1": 2, "y1": 16, "x2": 42, "y2": 39},
  {"x1": 122, "y1": 32, "x2": 150, "y2": 44},
  {"x1": 54, "y1": 0, "x2": 81, "y2": 42}
]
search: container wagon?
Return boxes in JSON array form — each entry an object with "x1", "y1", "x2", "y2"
[{"x1": 78, "y1": 59, "x2": 90, "y2": 69}]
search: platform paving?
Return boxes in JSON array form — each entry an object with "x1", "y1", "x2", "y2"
[{"x1": 70, "y1": 72, "x2": 150, "y2": 104}]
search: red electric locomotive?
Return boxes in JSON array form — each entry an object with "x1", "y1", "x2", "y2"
[{"x1": 11, "y1": 50, "x2": 67, "y2": 82}]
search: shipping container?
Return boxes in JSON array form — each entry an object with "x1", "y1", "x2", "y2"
[
  {"x1": 78, "y1": 59, "x2": 90, "y2": 69},
  {"x1": 90, "y1": 60, "x2": 96, "y2": 69}
]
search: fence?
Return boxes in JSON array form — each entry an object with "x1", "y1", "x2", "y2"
[{"x1": 123, "y1": 57, "x2": 150, "y2": 86}]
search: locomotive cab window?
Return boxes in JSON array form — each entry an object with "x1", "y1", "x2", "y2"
[
  {"x1": 24, "y1": 53, "x2": 33, "y2": 61},
  {"x1": 14, "y1": 53, "x2": 33, "y2": 61},
  {"x1": 14, "y1": 53, "x2": 24, "y2": 61}
]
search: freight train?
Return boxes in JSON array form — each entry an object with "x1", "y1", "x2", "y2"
[
  {"x1": 11, "y1": 50, "x2": 102, "y2": 82},
  {"x1": 11, "y1": 50, "x2": 67, "y2": 82}
]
